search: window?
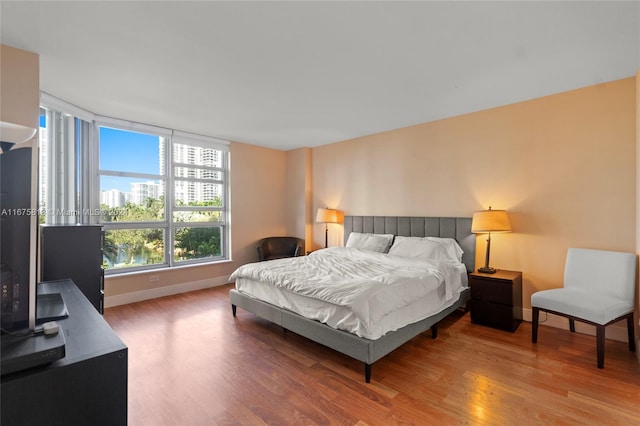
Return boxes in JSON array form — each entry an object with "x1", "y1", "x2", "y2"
[
  {"x1": 97, "y1": 121, "x2": 170, "y2": 271},
  {"x1": 38, "y1": 94, "x2": 230, "y2": 275},
  {"x1": 170, "y1": 131, "x2": 228, "y2": 263}
]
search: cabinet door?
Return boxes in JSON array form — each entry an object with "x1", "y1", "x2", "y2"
[
  {"x1": 470, "y1": 299, "x2": 519, "y2": 331},
  {"x1": 40, "y1": 226, "x2": 104, "y2": 313}
]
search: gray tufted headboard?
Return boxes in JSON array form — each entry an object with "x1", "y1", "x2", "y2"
[{"x1": 343, "y1": 216, "x2": 476, "y2": 273}]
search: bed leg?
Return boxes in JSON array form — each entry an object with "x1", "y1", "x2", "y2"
[
  {"x1": 231, "y1": 304, "x2": 237, "y2": 317},
  {"x1": 364, "y1": 363, "x2": 371, "y2": 383},
  {"x1": 431, "y1": 324, "x2": 438, "y2": 339}
]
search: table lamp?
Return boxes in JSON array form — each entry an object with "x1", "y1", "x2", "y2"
[
  {"x1": 0, "y1": 121, "x2": 37, "y2": 153},
  {"x1": 316, "y1": 208, "x2": 339, "y2": 248},
  {"x1": 471, "y1": 206, "x2": 511, "y2": 274}
]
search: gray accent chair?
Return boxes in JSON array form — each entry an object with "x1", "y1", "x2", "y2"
[
  {"x1": 256, "y1": 237, "x2": 305, "y2": 261},
  {"x1": 531, "y1": 247, "x2": 636, "y2": 368}
]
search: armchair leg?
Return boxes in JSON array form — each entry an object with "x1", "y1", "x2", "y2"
[
  {"x1": 596, "y1": 325, "x2": 605, "y2": 369},
  {"x1": 569, "y1": 318, "x2": 575, "y2": 332},
  {"x1": 532, "y1": 307, "x2": 539, "y2": 343},
  {"x1": 626, "y1": 313, "x2": 636, "y2": 352}
]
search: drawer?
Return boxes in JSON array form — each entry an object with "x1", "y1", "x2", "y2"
[
  {"x1": 470, "y1": 278, "x2": 513, "y2": 305},
  {"x1": 470, "y1": 299, "x2": 521, "y2": 332}
]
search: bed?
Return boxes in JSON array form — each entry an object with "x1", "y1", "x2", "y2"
[{"x1": 229, "y1": 216, "x2": 475, "y2": 382}]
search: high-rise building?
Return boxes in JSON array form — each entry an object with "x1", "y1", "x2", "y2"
[
  {"x1": 130, "y1": 181, "x2": 162, "y2": 205},
  {"x1": 161, "y1": 141, "x2": 221, "y2": 205},
  {"x1": 100, "y1": 189, "x2": 126, "y2": 207}
]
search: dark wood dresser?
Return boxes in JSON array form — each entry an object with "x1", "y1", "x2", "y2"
[{"x1": 1, "y1": 279, "x2": 127, "y2": 425}]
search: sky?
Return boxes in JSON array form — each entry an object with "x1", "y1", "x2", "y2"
[
  {"x1": 100, "y1": 127, "x2": 159, "y2": 175},
  {"x1": 99, "y1": 127, "x2": 160, "y2": 193},
  {"x1": 40, "y1": 114, "x2": 161, "y2": 193}
]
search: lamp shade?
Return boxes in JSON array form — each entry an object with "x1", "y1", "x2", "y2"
[
  {"x1": 0, "y1": 121, "x2": 37, "y2": 145},
  {"x1": 471, "y1": 208, "x2": 511, "y2": 233},
  {"x1": 316, "y1": 208, "x2": 338, "y2": 223}
]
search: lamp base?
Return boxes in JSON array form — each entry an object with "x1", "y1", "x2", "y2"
[{"x1": 477, "y1": 266, "x2": 497, "y2": 274}]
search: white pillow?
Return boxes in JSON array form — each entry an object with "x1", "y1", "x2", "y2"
[
  {"x1": 426, "y1": 237, "x2": 464, "y2": 262},
  {"x1": 345, "y1": 232, "x2": 394, "y2": 253},
  {"x1": 388, "y1": 236, "x2": 460, "y2": 262}
]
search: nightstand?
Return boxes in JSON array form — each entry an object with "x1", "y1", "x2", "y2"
[{"x1": 469, "y1": 270, "x2": 523, "y2": 332}]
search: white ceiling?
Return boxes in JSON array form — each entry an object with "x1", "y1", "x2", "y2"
[{"x1": 1, "y1": 1, "x2": 639, "y2": 151}]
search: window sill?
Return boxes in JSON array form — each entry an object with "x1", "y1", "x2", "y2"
[{"x1": 104, "y1": 258, "x2": 233, "y2": 278}]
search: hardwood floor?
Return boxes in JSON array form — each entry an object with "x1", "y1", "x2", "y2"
[{"x1": 104, "y1": 284, "x2": 640, "y2": 425}]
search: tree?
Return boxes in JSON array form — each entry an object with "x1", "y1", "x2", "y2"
[
  {"x1": 174, "y1": 227, "x2": 220, "y2": 260},
  {"x1": 102, "y1": 195, "x2": 223, "y2": 267},
  {"x1": 101, "y1": 197, "x2": 165, "y2": 268}
]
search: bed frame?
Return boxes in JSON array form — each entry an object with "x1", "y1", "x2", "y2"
[{"x1": 229, "y1": 216, "x2": 475, "y2": 382}]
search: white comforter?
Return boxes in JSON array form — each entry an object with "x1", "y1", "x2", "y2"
[{"x1": 229, "y1": 247, "x2": 464, "y2": 331}]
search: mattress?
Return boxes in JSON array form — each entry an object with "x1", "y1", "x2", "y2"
[{"x1": 232, "y1": 247, "x2": 468, "y2": 340}]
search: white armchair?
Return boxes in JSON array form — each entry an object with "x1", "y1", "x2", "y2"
[{"x1": 531, "y1": 247, "x2": 636, "y2": 368}]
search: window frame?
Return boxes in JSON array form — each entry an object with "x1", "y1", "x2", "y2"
[
  {"x1": 39, "y1": 94, "x2": 231, "y2": 276},
  {"x1": 95, "y1": 117, "x2": 171, "y2": 273},
  {"x1": 169, "y1": 131, "x2": 230, "y2": 266}
]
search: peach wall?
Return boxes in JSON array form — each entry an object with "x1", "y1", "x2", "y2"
[
  {"x1": 285, "y1": 147, "x2": 312, "y2": 245},
  {"x1": 312, "y1": 78, "x2": 637, "y2": 312},
  {"x1": 105, "y1": 141, "x2": 287, "y2": 297},
  {"x1": 0, "y1": 44, "x2": 39, "y2": 130},
  {"x1": 228, "y1": 141, "x2": 288, "y2": 260}
]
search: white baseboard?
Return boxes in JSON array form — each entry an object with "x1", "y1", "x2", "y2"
[
  {"x1": 104, "y1": 276, "x2": 231, "y2": 308},
  {"x1": 522, "y1": 308, "x2": 630, "y2": 343}
]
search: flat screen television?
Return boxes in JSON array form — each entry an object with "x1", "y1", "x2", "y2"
[
  {"x1": 1, "y1": 145, "x2": 37, "y2": 334},
  {"x1": 0, "y1": 143, "x2": 67, "y2": 377}
]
